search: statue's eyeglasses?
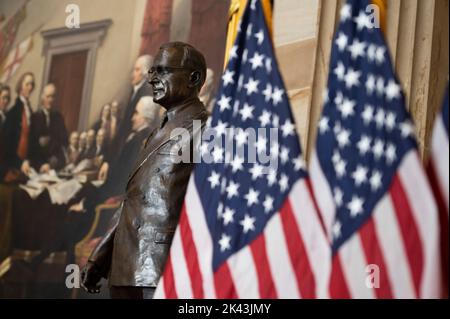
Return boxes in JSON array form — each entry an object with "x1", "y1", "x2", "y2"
[{"x1": 148, "y1": 66, "x2": 189, "y2": 76}]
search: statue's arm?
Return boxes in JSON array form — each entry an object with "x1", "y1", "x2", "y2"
[
  {"x1": 87, "y1": 204, "x2": 122, "y2": 277},
  {"x1": 87, "y1": 224, "x2": 116, "y2": 278},
  {"x1": 81, "y1": 203, "x2": 122, "y2": 293}
]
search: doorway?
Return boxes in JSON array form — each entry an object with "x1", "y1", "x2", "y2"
[
  {"x1": 41, "y1": 19, "x2": 111, "y2": 131},
  {"x1": 48, "y1": 50, "x2": 88, "y2": 133}
]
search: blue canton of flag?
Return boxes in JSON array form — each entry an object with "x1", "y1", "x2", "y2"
[
  {"x1": 316, "y1": 0, "x2": 417, "y2": 252},
  {"x1": 194, "y1": 0, "x2": 307, "y2": 271}
]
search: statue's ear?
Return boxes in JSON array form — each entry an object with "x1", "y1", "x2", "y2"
[{"x1": 189, "y1": 71, "x2": 201, "y2": 88}]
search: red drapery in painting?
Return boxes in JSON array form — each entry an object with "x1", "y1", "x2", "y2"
[
  {"x1": 139, "y1": 0, "x2": 173, "y2": 56},
  {"x1": 139, "y1": 0, "x2": 228, "y2": 87},
  {"x1": 188, "y1": 0, "x2": 229, "y2": 84}
]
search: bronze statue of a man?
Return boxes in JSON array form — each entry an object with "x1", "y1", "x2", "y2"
[{"x1": 81, "y1": 42, "x2": 209, "y2": 299}]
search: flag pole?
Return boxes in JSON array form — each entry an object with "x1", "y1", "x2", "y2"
[
  {"x1": 223, "y1": 0, "x2": 273, "y2": 69},
  {"x1": 372, "y1": 0, "x2": 387, "y2": 33}
]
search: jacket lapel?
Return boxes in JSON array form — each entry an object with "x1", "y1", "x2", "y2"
[
  {"x1": 125, "y1": 105, "x2": 205, "y2": 189},
  {"x1": 126, "y1": 119, "x2": 180, "y2": 189}
]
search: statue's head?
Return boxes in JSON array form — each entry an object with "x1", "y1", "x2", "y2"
[{"x1": 149, "y1": 42, "x2": 206, "y2": 109}]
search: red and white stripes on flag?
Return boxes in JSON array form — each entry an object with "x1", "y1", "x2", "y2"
[
  {"x1": 310, "y1": 151, "x2": 442, "y2": 298},
  {"x1": 428, "y1": 96, "x2": 449, "y2": 214},
  {"x1": 427, "y1": 88, "x2": 449, "y2": 297},
  {"x1": 154, "y1": 177, "x2": 331, "y2": 299},
  {"x1": 308, "y1": 0, "x2": 443, "y2": 299}
]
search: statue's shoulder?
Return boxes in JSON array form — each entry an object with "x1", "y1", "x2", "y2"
[{"x1": 192, "y1": 100, "x2": 210, "y2": 122}]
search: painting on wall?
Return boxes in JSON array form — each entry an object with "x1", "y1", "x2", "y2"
[{"x1": 0, "y1": 0, "x2": 229, "y2": 299}]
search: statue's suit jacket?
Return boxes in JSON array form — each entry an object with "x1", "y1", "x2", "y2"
[{"x1": 88, "y1": 98, "x2": 208, "y2": 287}]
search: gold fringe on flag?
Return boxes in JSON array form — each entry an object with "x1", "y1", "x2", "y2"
[
  {"x1": 372, "y1": 0, "x2": 387, "y2": 33},
  {"x1": 223, "y1": 0, "x2": 273, "y2": 68}
]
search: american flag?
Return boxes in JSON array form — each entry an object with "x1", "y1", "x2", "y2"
[
  {"x1": 427, "y1": 87, "x2": 449, "y2": 297},
  {"x1": 429, "y1": 88, "x2": 449, "y2": 216},
  {"x1": 309, "y1": 0, "x2": 442, "y2": 298},
  {"x1": 154, "y1": 0, "x2": 330, "y2": 299}
]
